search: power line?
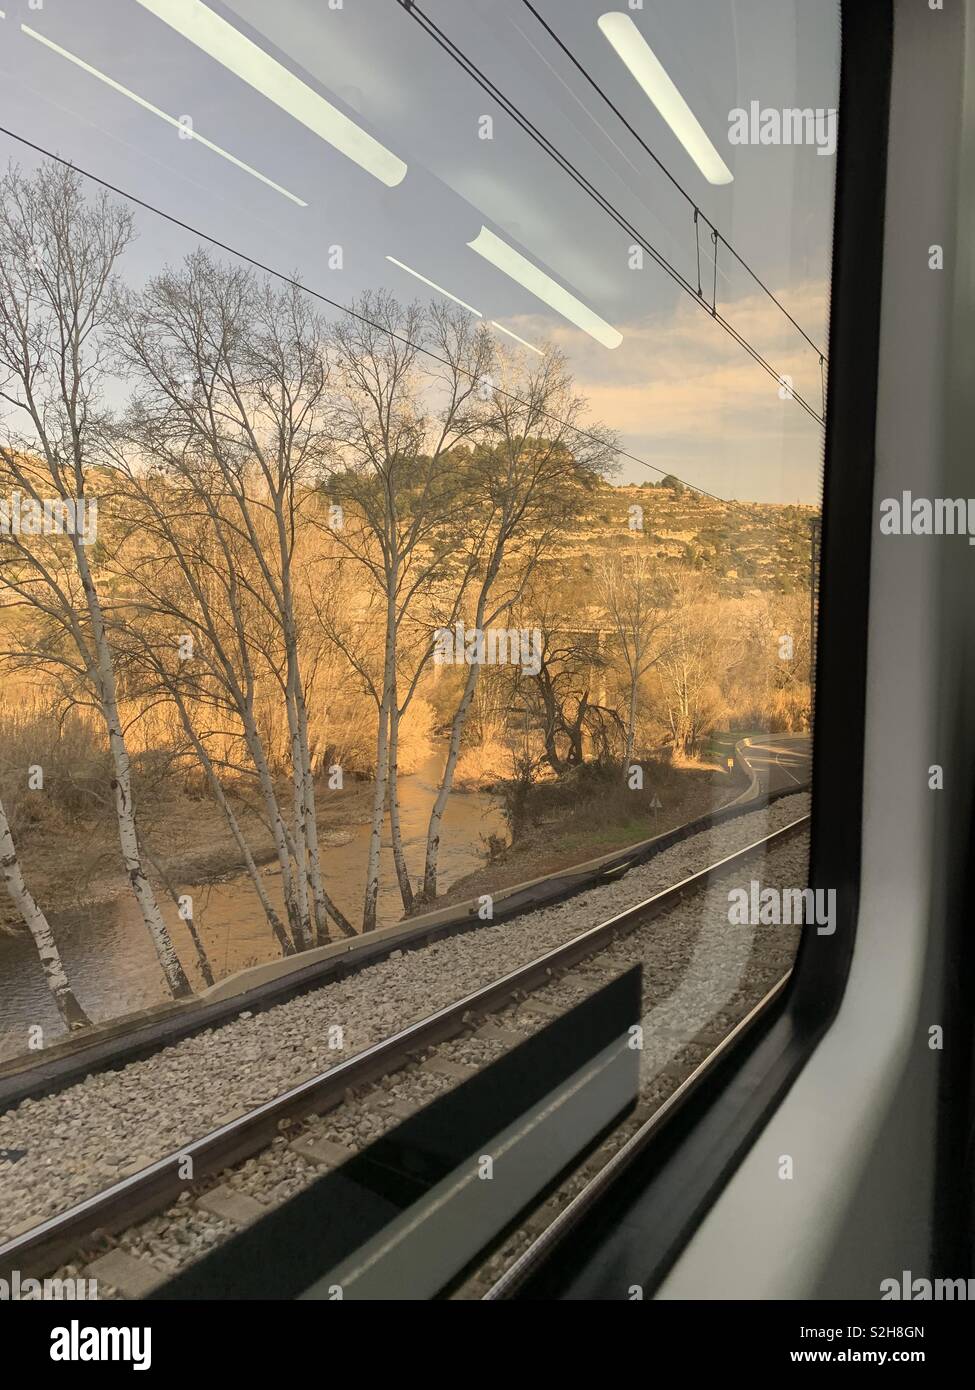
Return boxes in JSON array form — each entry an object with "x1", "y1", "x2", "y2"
[
  {"x1": 400, "y1": 0, "x2": 825, "y2": 422},
  {"x1": 518, "y1": 0, "x2": 828, "y2": 364},
  {"x1": 395, "y1": 0, "x2": 825, "y2": 427},
  {"x1": 0, "y1": 121, "x2": 760, "y2": 511},
  {"x1": 0, "y1": 121, "x2": 820, "y2": 567}
]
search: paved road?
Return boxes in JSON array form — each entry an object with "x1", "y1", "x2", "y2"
[{"x1": 735, "y1": 733, "x2": 812, "y2": 800}]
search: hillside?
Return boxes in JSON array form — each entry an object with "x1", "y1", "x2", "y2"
[{"x1": 565, "y1": 480, "x2": 818, "y2": 596}]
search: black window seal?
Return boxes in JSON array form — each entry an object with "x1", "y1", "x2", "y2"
[{"x1": 507, "y1": 0, "x2": 893, "y2": 1301}]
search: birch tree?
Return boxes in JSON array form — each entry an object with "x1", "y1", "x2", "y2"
[
  {"x1": 594, "y1": 548, "x2": 669, "y2": 774},
  {"x1": 116, "y1": 253, "x2": 353, "y2": 944},
  {"x1": 0, "y1": 794, "x2": 90, "y2": 1030},
  {"x1": 660, "y1": 568, "x2": 726, "y2": 757},
  {"x1": 325, "y1": 293, "x2": 493, "y2": 929},
  {"x1": 0, "y1": 161, "x2": 191, "y2": 998},
  {"x1": 106, "y1": 463, "x2": 313, "y2": 953},
  {"x1": 419, "y1": 351, "x2": 616, "y2": 902}
]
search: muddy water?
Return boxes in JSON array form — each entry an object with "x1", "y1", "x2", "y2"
[{"x1": 0, "y1": 755, "x2": 503, "y2": 1056}]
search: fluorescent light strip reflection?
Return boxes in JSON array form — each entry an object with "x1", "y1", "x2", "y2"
[
  {"x1": 386, "y1": 256, "x2": 482, "y2": 316},
  {"x1": 468, "y1": 227, "x2": 622, "y2": 350},
  {"x1": 134, "y1": 0, "x2": 407, "y2": 187},
  {"x1": 490, "y1": 321, "x2": 543, "y2": 356},
  {"x1": 598, "y1": 12, "x2": 733, "y2": 186},
  {"x1": 22, "y1": 25, "x2": 307, "y2": 206}
]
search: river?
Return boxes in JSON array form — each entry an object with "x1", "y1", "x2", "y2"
[{"x1": 0, "y1": 754, "x2": 504, "y2": 1057}]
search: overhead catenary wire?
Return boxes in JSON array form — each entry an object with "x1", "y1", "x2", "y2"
[
  {"x1": 694, "y1": 208, "x2": 702, "y2": 297},
  {"x1": 394, "y1": 0, "x2": 826, "y2": 427},
  {"x1": 0, "y1": 121, "x2": 789, "y2": 516},
  {"x1": 517, "y1": 0, "x2": 829, "y2": 365},
  {"x1": 0, "y1": 119, "x2": 822, "y2": 579}
]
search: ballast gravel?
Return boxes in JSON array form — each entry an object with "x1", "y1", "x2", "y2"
[
  {"x1": 0, "y1": 794, "x2": 808, "y2": 1245},
  {"x1": 85, "y1": 825, "x2": 810, "y2": 1298}
]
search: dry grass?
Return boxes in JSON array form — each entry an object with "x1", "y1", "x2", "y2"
[{"x1": 453, "y1": 737, "x2": 512, "y2": 789}]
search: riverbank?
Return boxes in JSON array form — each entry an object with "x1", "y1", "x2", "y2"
[
  {"x1": 0, "y1": 755, "x2": 504, "y2": 1049},
  {"x1": 0, "y1": 790, "x2": 810, "y2": 1246},
  {"x1": 1, "y1": 757, "x2": 736, "y2": 936},
  {"x1": 0, "y1": 778, "x2": 376, "y2": 930},
  {"x1": 415, "y1": 758, "x2": 737, "y2": 914},
  {"x1": 0, "y1": 753, "x2": 740, "y2": 1057}
]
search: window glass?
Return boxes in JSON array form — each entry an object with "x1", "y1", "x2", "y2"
[{"x1": 0, "y1": 0, "x2": 838, "y2": 1298}]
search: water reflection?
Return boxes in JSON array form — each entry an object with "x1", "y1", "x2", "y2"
[{"x1": 0, "y1": 755, "x2": 502, "y2": 1058}]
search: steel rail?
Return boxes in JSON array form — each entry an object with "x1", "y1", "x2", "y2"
[
  {"x1": 0, "y1": 773, "x2": 809, "y2": 1113},
  {"x1": 480, "y1": 970, "x2": 793, "y2": 1299},
  {"x1": 0, "y1": 814, "x2": 808, "y2": 1282}
]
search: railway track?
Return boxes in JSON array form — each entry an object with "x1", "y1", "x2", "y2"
[
  {"x1": 0, "y1": 769, "x2": 806, "y2": 1113},
  {"x1": 0, "y1": 814, "x2": 809, "y2": 1296},
  {"x1": 472, "y1": 969, "x2": 792, "y2": 1300}
]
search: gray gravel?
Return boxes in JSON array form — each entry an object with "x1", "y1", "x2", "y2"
[
  {"x1": 457, "y1": 839, "x2": 809, "y2": 1296},
  {"x1": 0, "y1": 793, "x2": 808, "y2": 1247},
  {"x1": 86, "y1": 821, "x2": 811, "y2": 1298}
]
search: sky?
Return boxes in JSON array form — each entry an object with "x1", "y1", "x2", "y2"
[{"x1": 0, "y1": 0, "x2": 840, "y2": 503}]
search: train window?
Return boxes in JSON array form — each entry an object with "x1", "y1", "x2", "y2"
[{"x1": 0, "y1": 0, "x2": 839, "y2": 1299}]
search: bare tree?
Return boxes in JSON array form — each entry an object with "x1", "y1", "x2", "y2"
[
  {"x1": 140, "y1": 839, "x2": 215, "y2": 989},
  {"x1": 419, "y1": 352, "x2": 616, "y2": 901},
  {"x1": 0, "y1": 161, "x2": 191, "y2": 998},
  {"x1": 116, "y1": 253, "x2": 353, "y2": 945},
  {"x1": 105, "y1": 464, "x2": 312, "y2": 954},
  {"x1": 0, "y1": 794, "x2": 90, "y2": 1030},
  {"x1": 594, "y1": 547, "x2": 669, "y2": 773},
  {"x1": 116, "y1": 612, "x2": 296, "y2": 961},
  {"x1": 659, "y1": 568, "x2": 727, "y2": 757},
  {"x1": 325, "y1": 293, "x2": 493, "y2": 929},
  {"x1": 503, "y1": 572, "x2": 621, "y2": 775}
]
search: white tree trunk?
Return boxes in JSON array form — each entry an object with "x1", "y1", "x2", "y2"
[
  {"x1": 172, "y1": 695, "x2": 294, "y2": 957},
  {"x1": 421, "y1": 657, "x2": 482, "y2": 902},
  {"x1": 105, "y1": 712, "x2": 192, "y2": 998},
  {"x1": 238, "y1": 700, "x2": 303, "y2": 947},
  {"x1": 0, "y1": 797, "x2": 90, "y2": 1031},
  {"x1": 625, "y1": 678, "x2": 638, "y2": 774},
  {"x1": 363, "y1": 588, "x2": 397, "y2": 933},
  {"x1": 141, "y1": 843, "x2": 215, "y2": 988},
  {"x1": 420, "y1": 562, "x2": 503, "y2": 902},
  {"x1": 74, "y1": 541, "x2": 192, "y2": 999},
  {"x1": 275, "y1": 498, "x2": 351, "y2": 943},
  {"x1": 286, "y1": 691, "x2": 314, "y2": 951},
  {"x1": 295, "y1": 689, "x2": 354, "y2": 938},
  {"x1": 214, "y1": 803, "x2": 294, "y2": 958},
  {"x1": 362, "y1": 695, "x2": 391, "y2": 935},
  {"x1": 387, "y1": 698, "x2": 414, "y2": 913}
]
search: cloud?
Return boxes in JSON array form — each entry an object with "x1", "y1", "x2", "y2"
[{"x1": 494, "y1": 278, "x2": 829, "y2": 501}]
